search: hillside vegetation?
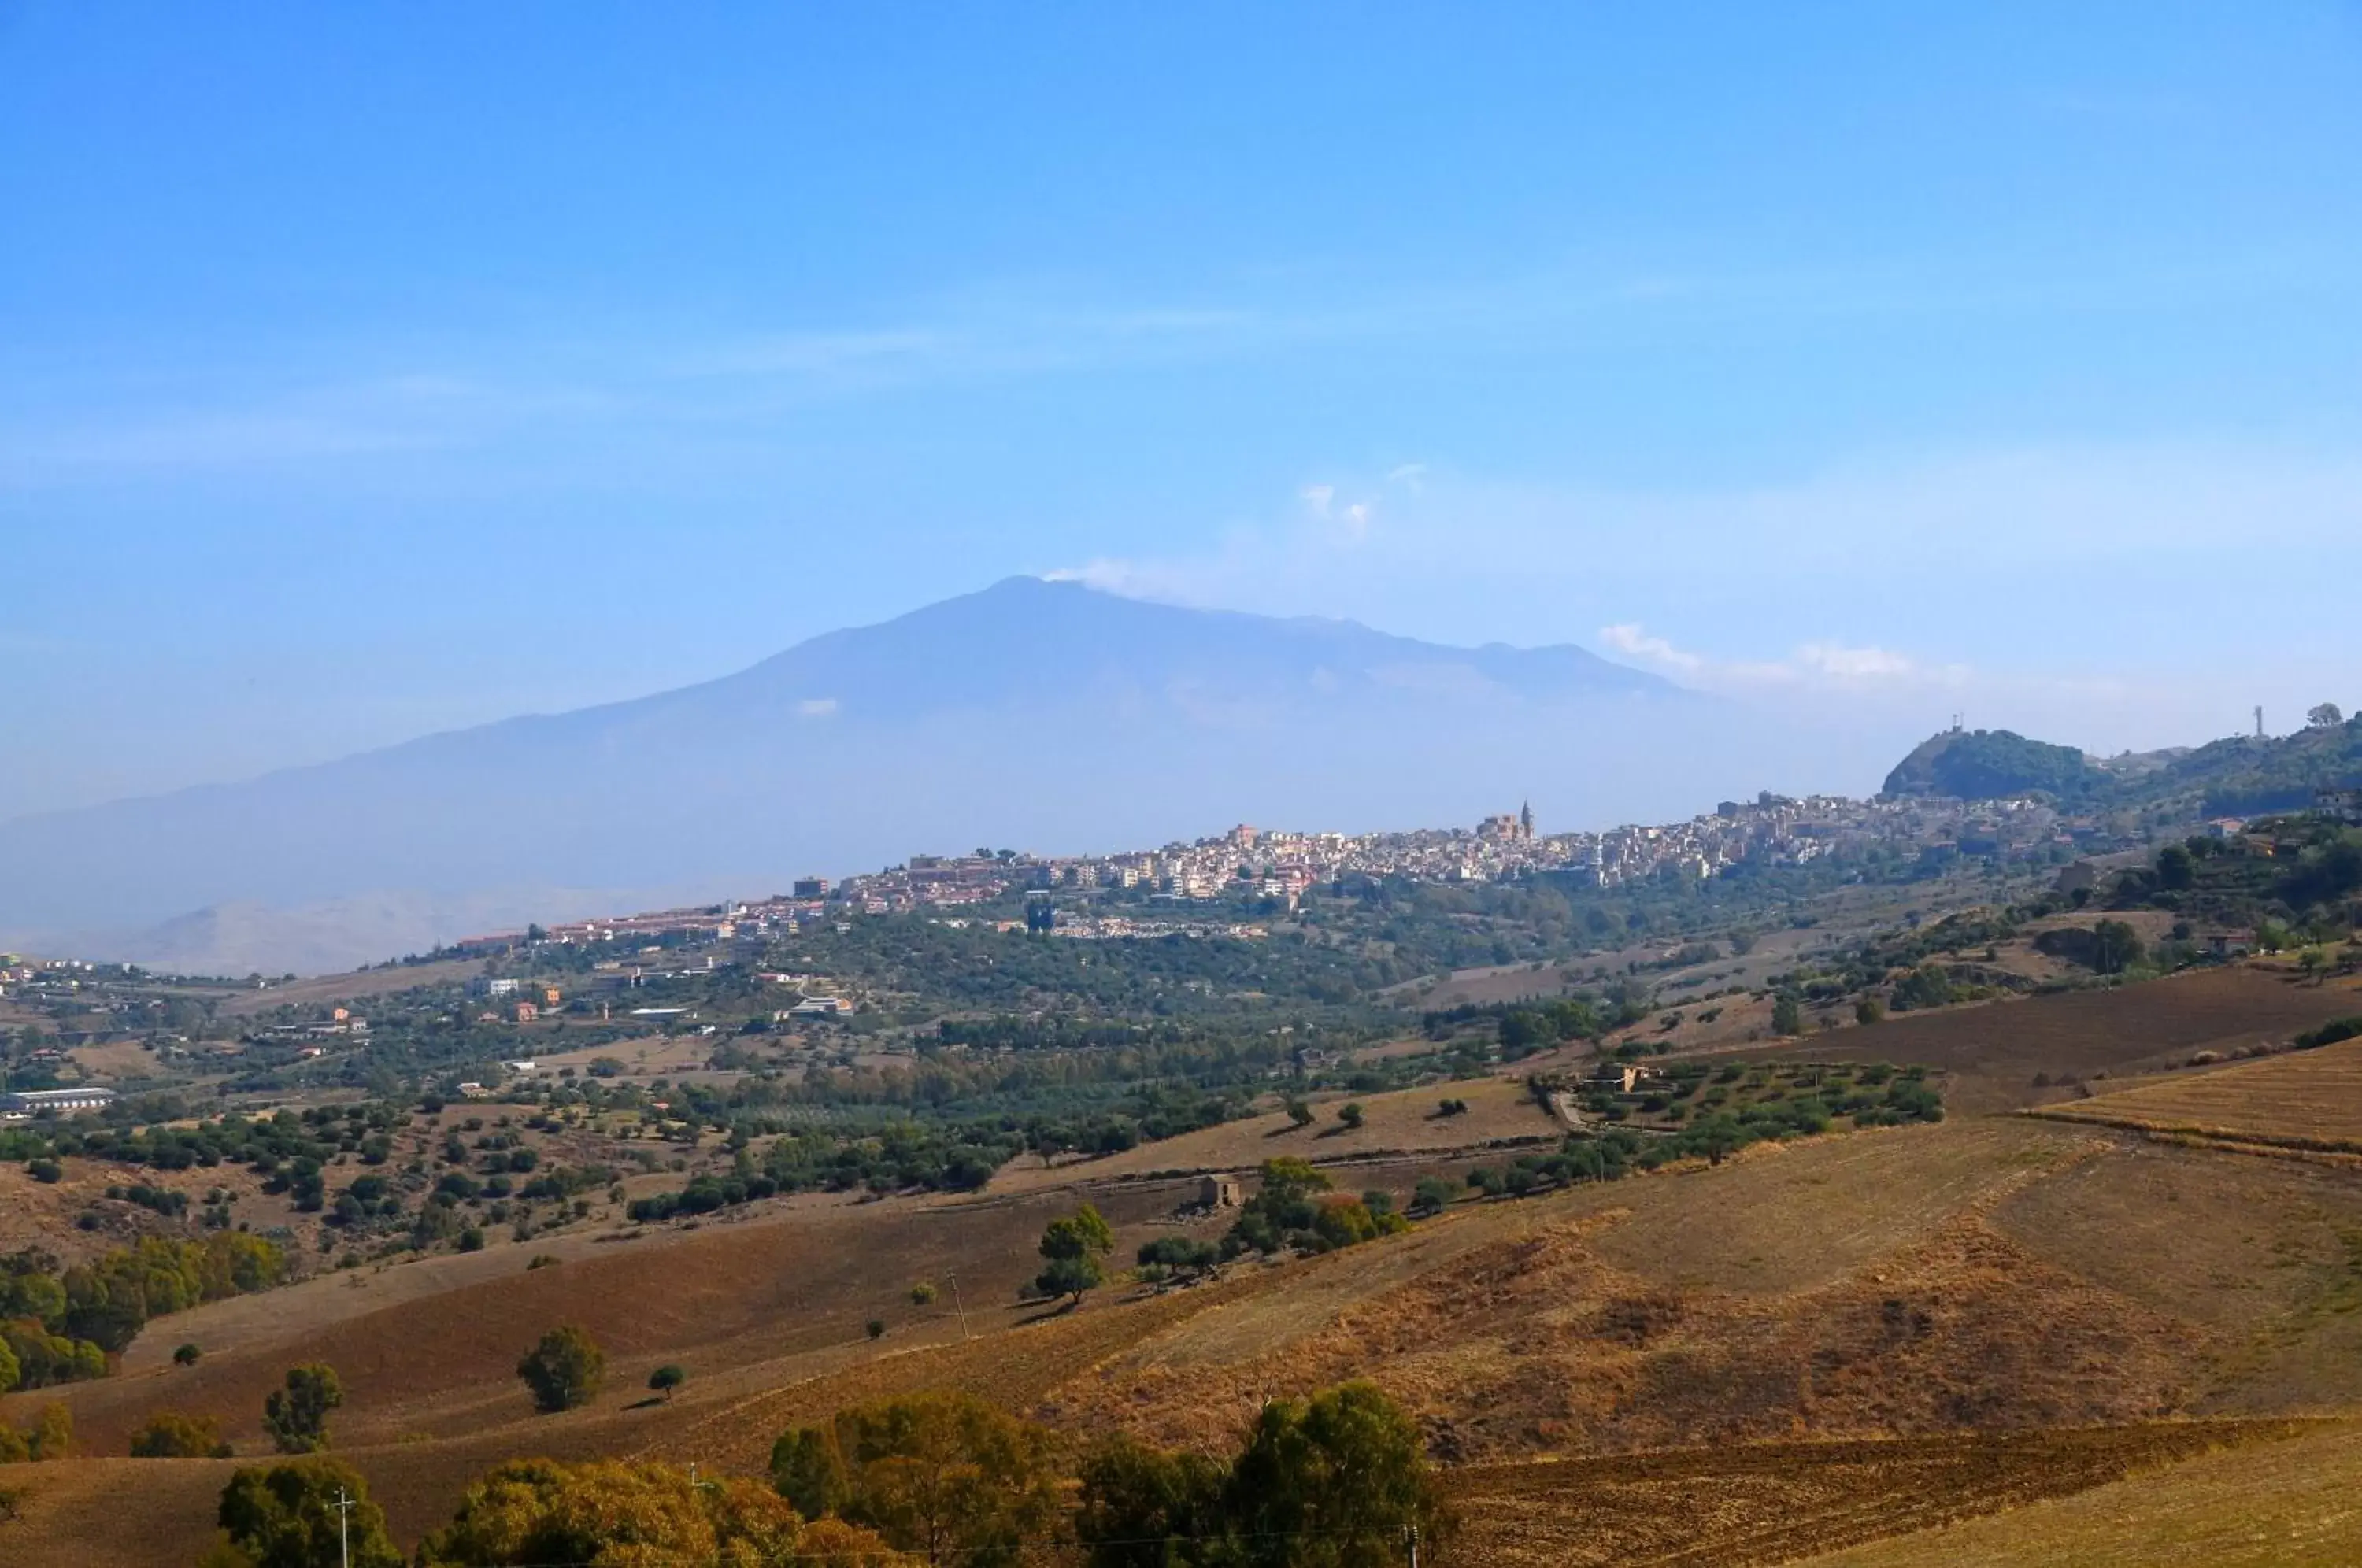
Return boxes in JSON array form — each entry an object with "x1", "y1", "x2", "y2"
[{"x1": 1883, "y1": 712, "x2": 2362, "y2": 815}]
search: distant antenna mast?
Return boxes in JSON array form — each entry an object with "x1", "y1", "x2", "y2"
[{"x1": 2256, "y1": 705, "x2": 2265, "y2": 740}]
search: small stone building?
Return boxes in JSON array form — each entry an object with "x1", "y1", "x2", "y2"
[{"x1": 1200, "y1": 1175, "x2": 1242, "y2": 1209}]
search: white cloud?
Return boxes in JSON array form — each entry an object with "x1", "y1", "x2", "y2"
[
  {"x1": 1598, "y1": 623, "x2": 1705, "y2": 672},
  {"x1": 1600, "y1": 623, "x2": 1964, "y2": 690},
  {"x1": 1298, "y1": 483, "x2": 1335, "y2": 518},
  {"x1": 795, "y1": 697, "x2": 839, "y2": 719},
  {"x1": 1050, "y1": 442, "x2": 2362, "y2": 754}
]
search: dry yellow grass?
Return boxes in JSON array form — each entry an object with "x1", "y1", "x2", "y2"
[
  {"x1": 2033, "y1": 1036, "x2": 2362, "y2": 1153},
  {"x1": 1801, "y1": 1417, "x2": 2362, "y2": 1566}
]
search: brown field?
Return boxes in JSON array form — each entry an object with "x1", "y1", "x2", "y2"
[
  {"x1": 2030, "y1": 1035, "x2": 2362, "y2": 1154},
  {"x1": 62, "y1": 1039, "x2": 162, "y2": 1080},
  {"x1": 1763, "y1": 965, "x2": 2362, "y2": 1113}
]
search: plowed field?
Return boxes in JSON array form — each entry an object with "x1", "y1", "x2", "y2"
[
  {"x1": 1455, "y1": 1420, "x2": 2312, "y2": 1566},
  {"x1": 1764, "y1": 967, "x2": 2362, "y2": 1112}
]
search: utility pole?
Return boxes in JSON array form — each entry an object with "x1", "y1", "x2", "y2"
[
  {"x1": 335, "y1": 1486, "x2": 354, "y2": 1568},
  {"x1": 1407, "y1": 1524, "x2": 1420, "y2": 1567},
  {"x1": 946, "y1": 1268, "x2": 971, "y2": 1339}
]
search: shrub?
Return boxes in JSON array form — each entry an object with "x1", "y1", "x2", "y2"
[
  {"x1": 174, "y1": 1342, "x2": 204, "y2": 1366},
  {"x1": 419, "y1": 1458, "x2": 883, "y2": 1566},
  {"x1": 131, "y1": 1410, "x2": 232, "y2": 1459},
  {"x1": 2295, "y1": 1017, "x2": 2362, "y2": 1052},
  {"x1": 647, "y1": 1364, "x2": 685, "y2": 1401}
]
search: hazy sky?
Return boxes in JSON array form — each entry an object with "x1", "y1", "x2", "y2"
[{"x1": 5, "y1": 3, "x2": 2360, "y2": 822}]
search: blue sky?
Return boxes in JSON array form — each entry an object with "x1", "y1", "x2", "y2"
[{"x1": 5, "y1": 2, "x2": 2360, "y2": 820}]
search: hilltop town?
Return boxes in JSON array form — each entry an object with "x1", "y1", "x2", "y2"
[{"x1": 511, "y1": 786, "x2": 2098, "y2": 956}]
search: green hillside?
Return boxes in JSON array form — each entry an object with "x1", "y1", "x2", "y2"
[
  {"x1": 1884, "y1": 714, "x2": 2362, "y2": 815},
  {"x1": 1881, "y1": 729, "x2": 2099, "y2": 802}
]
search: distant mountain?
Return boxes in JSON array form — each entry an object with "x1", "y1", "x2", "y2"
[
  {"x1": 0, "y1": 578, "x2": 1753, "y2": 973},
  {"x1": 1882, "y1": 716, "x2": 2362, "y2": 815}
]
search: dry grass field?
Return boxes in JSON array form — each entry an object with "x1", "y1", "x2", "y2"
[
  {"x1": 213, "y1": 956, "x2": 483, "y2": 1018},
  {"x1": 2031, "y1": 1034, "x2": 2362, "y2": 1154},
  {"x1": 991, "y1": 1071, "x2": 1564, "y2": 1193}
]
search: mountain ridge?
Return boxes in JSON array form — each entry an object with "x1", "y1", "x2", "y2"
[{"x1": 0, "y1": 578, "x2": 1731, "y2": 971}]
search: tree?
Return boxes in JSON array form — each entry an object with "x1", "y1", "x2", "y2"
[
  {"x1": 264, "y1": 1364, "x2": 342, "y2": 1454},
  {"x1": 516, "y1": 1326, "x2": 604, "y2": 1415},
  {"x1": 1891, "y1": 963, "x2": 1960, "y2": 1010},
  {"x1": 909, "y1": 1281, "x2": 938, "y2": 1307},
  {"x1": 1227, "y1": 1158, "x2": 1337, "y2": 1255},
  {"x1": 1136, "y1": 1237, "x2": 1222, "y2": 1275},
  {"x1": 1075, "y1": 1433, "x2": 1227, "y2": 1568},
  {"x1": 1771, "y1": 993, "x2": 1803, "y2": 1037},
  {"x1": 1222, "y1": 1381, "x2": 1453, "y2": 1568},
  {"x1": 416, "y1": 1457, "x2": 910, "y2": 1567},
  {"x1": 2300, "y1": 947, "x2": 2331, "y2": 985},
  {"x1": 175, "y1": 1342, "x2": 204, "y2": 1367},
  {"x1": 1037, "y1": 1204, "x2": 1116, "y2": 1307},
  {"x1": 1854, "y1": 997, "x2": 1886, "y2": 1026},
  {"x1": 2092, "y1": 919, "x2": 2145, "y2": 975},
  {"x1": 131, "y1": 1410, "x2": 232, "y2": 1458},
  {"x1": 775, "y1": 1391, "x2": 1064, "y2": 1568},
  {"x1": 2157, "y1": 844, "x2": 2197, "y2": 890},
  {"x1": 1336, "y1": 1103, "x2": 1364, "y2": 1131},
  {"x1": 217, "y1": 1459, "x2": 403, "y2": 1568},
  {"x1": 1283, "y1": 1097, "x2": 1314, "y2": 1130},
  {"x1": 770, "y1": 1426, "x2": 850, "y2": 1520},
  {"x1": 1410, "y1": 1176, "x2": 1456, "y2": 1216},
  {"x1": 866, "y1": 1318, "x2": 888, "y2": 1341},
  {"x1": 647, "y1": 1364, "x2": 686, "y2": 1401},
  {"x1": 2310, "y1": 703, "x2": 2345, "y2": 730}
]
